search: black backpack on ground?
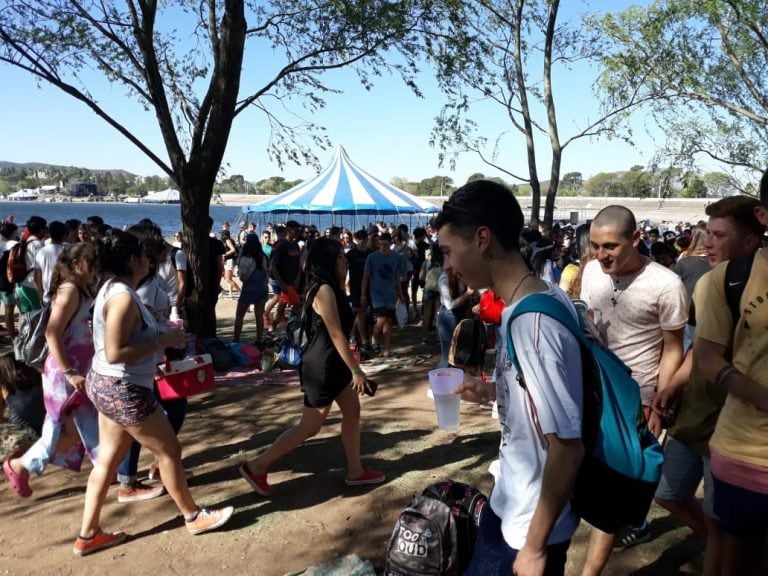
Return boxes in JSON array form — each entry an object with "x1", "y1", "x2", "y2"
[
  {"x1": 200, "y1": 337, "x2": 234, "y2": 372},
  {"x1": 385, "y1": 480, "x2": 487, "y2": 576}
]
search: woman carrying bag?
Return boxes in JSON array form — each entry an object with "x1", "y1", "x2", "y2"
[
  {"x1": 3, "y1": 242, "x2": 100, "y2": 498},
  {"x1": 239, "y1": 238, "x2": 384, "y2": 496}
]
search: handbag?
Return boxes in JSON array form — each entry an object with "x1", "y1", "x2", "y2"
[
  {"x1": 155, "y1": 354, "x2": 215, "y2": 400},
  {"x1": 14, "y1": 304, "x2": 50, "y2": 370}
]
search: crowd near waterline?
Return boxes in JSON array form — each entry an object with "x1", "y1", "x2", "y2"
[{"x1": 1, "y1": 177, "x2": 767, "y2": 575}]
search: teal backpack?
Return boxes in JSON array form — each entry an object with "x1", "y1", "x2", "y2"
[{"x1": 506, "y1": 293, "x2": 664, "y2": 533}]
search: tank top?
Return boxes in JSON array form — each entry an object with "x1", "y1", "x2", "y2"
[{"x1": 91, "y1": 278, "x2": 160, "y2": 388}]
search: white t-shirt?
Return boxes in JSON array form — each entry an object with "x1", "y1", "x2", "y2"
[
  {"x1": 156, "y1": 248, "x2": 187, "y2": 307},
  {"x1": 491, "y1": 284, "x2": 583, "y2": 550},
  {"x1": 34, "y1": 243, "x2": 65, "y2": 302},
  {"x1": 580, "y1": 258, "x2": 688, "y2": 405},
  {"x1": 20, "y1": 238, "x2": 44, "y2": 288}
]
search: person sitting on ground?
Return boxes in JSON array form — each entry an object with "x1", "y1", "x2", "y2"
[
  {"x1": 75, "y1": 230, "x2": 233, "y2": 557},
  {"x1": 0, "y1": 353, "x2": 44, "y2": 466},
  {"x1": 239, "y1": 238, "x2": 385, "y2": 496},
  {"x1": 3, "y1": 242, "x2": 101, "y2": 499}
]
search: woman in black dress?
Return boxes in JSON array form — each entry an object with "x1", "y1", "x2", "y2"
[{"x1": 239, "y1": 238, "x2": 385, "y2": 495}]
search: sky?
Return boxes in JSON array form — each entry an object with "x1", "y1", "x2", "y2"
[{"x1": 0, "y1": 1, "x2": 663, "y2": 187}]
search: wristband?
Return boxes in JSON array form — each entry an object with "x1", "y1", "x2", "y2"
[
  {"x1": 714, "y1": 364, "x2": 736, "y2": 388},
  {"x1": 352, "y1": 367, "x2": 363, "y2": 376}
]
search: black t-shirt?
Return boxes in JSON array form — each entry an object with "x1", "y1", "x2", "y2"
[
  {"x1": 414, "y1": 239, "x2": 429, "y2": 270},
  {"x1": 271, "y1": 239, "x2": 302, "y2": 284},
  {"x1": 185, "y1": 237, "x2": 226, "y2": 296},
  {"x1": 346, "y1": 247, "x2": 372, "y2": 301}
]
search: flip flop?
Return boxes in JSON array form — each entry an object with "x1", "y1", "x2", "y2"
[{"x1": 3, "y1": 460, "x2": 32, "y2": 498}]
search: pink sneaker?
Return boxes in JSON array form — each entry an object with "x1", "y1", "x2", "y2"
[{"x1": 345, "y1": 468, "x2": 385, "y2": 486}]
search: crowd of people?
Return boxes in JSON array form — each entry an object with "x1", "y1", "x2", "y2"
[{"x1": 0, "y1": 175, "x2": 766, "y2": 574}]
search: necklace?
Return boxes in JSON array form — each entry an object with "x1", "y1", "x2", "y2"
[
  {"x1": 508, "y1": 271, "x2": 535, "y2": 304},
  {"x1": 610, "y1": 275, "x2": 624, "y2": 307}
]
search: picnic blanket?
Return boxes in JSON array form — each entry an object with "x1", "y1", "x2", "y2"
[
  {"x1": 215, "y1": 367, "x2": 300, "y2": 387},
  {"x1": 284, "y1": 554, "x2": 374, "y2": 576}
]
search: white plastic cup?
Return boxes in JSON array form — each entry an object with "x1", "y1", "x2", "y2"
[{"x1": 428, "y1": 368, "x2": 463, "y2": 431}]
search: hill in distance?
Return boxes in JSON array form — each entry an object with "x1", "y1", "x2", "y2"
[{"x1": 0, "y1": 160, "x2": 138, "y2": 179}]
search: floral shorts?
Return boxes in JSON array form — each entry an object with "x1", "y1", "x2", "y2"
[
  {"x1": 0, "y1": 423, "x2": 39, "y2": 461},
  {"x1": 86, "y1": 371, "x2": 158, "y2": 427}
]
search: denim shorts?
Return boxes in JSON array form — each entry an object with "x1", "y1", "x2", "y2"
[
  {"x1": 655, "y1": 436, "x2": 716, "y2": 517},
  {"x1": 422, "y1": 290, "x2": 440, "y2": 302}
]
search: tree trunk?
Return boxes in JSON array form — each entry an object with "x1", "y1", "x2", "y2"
[
  {"x1": 179, "y1": 178, "x2": 217, "y2": 337},
  {"x1": 542, "y1": 0, "x2": 561, "y2": 235}
]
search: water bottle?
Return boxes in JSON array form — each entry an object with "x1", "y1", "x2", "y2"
[{"x1": 164, "y1": 310, "x2": 186, "y2": 360}]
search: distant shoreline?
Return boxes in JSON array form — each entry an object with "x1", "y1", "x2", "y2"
[{"x1": 3, "y1": 194, "x2": 716, "y2": 224}]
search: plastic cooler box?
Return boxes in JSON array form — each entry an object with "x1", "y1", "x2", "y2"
[{"x1": 156, "y1": 354, "x2": 215, "y2": 400}]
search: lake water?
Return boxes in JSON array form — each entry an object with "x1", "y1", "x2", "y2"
[{"x1": 0, "y1": 201, "x2": 431, "y2": 235}]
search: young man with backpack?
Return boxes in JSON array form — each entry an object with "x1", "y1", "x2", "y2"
[
  {"x1": 579, "y1": 206, "x2": 687, "y2": 574},
  {"x1": 651, "y1": 194, "x2": 765, "y2": 575},
  {"x1": 435, "y1": 180, "x2": 585, "y2": 576},
  {"x1": 13, "y1": 216, "x2": 47, "y2": 313},
  {"x1": 692, "y1": 175, "x2": 768, "y2": 576}
]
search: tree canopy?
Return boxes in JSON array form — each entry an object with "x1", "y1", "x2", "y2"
[
  {"x1": 427, "y1": 0, "x2": 652, "y2": 230},
  {"x1": 591, "y1": 0, "x2": 768, "y2": 180}
]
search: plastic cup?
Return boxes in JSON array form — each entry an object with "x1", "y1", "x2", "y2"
[{"x1": 428, "y1": 368, "x2": 463, "y2": 431}]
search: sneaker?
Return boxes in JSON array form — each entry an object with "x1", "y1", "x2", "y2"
[
  {"x1": 238, "y1": 463, "x2": 274, "y2": 496},
  {"x1": 613, "y1": 523, "x2": 651, "y2": 551},
  {"x1": 345, "y1": 468, "x2": 385, "y2": 486},
  {"x1": 185, "y1": 506, "x2": 234, "y2": 535},
  {"x1": 117, "y1": 481, "x2": 165, "y2": 503},
  {"x1": 73, "y1": 530, "x2": 127, "y2": 556}
]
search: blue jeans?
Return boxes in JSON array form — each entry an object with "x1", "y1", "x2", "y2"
[
  {"x1": 117, "y1": 395, "x2": 187, "y2": 484},
  {"x1": 465, "y1": 505, "x2": 570, "y2": 576},
  {"x1": 436, "y1": 307, "x2": 458, "y2": 369}
]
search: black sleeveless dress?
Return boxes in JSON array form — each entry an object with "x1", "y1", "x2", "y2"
[{"x1": 300, "y1": 283, "x2": 355, "y2": 408}]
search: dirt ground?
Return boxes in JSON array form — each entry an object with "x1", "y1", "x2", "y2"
[{"x1": 1, "y1": 298, "x2": 707, "y2": 576}]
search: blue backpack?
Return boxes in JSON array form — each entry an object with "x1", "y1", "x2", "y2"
[{"x1": 506, "y1": 293, "x2": 664, "y2": 533}]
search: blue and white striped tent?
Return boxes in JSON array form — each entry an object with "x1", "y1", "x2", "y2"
[{"x1": 243, "y1": 146, "x2": 438, "y2": 217}]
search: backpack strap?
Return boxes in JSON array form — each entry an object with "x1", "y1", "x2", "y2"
[
  {"x1": 724, "y1": 251, "x2": 755, "y2": 329},
  {"x1": 505, "y1": 293, "x2": 586, "y2": 377},
  {"x1": 504, "y1": 294, "x2": 586, "y2": 448}
]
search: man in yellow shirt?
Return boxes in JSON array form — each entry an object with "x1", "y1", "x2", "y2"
[{"x1": 694, "y1": 169, "x2": 768, "y2": 576}]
